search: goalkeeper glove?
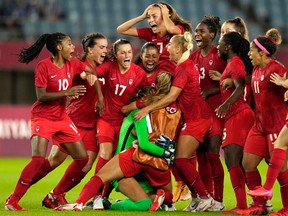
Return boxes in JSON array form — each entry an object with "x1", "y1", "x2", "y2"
[{"x1": 155, "y1": 134, "x2": 176, "y2": 151}]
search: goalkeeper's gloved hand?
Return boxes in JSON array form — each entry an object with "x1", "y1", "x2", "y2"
[
  {"x1": 162, "y1": 149, "x2": 175, "y2": 165},
  {"x1": 155, "y1": 134, "x2": 176, "y2": 151}
]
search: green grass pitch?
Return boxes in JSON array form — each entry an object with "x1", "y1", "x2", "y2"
[{"x1": 0, "y1": 157, "x2": 282, "y2": 216}]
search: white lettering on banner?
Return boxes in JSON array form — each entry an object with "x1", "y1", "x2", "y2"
[{"x1": 0, "y1": 119, "x2": 31, "y2": 139}]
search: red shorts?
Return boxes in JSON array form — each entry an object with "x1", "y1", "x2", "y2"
[
  {"x1": 207, "y1": 114, "x2": 224, "y2": 138},
  {"x1": 244, "y1": 125, "x2": 279, "y2": 159},
  {"x1": 179, "y1": 117, "x2": 212, "y2": 143},
  {"x1": 31, "y1": 115, "x2": 81, "y2": 145},
  {"x1": 96, "y1": 119, "x2": 121, "y2": 149},
  {"x1": 222, "y1": 108, "x2": 255, "y2": 148},
  {"x1": 78, "y1": 127, "x2": 98, "y2": 153},
  {"x1": 119, "y1": 147, "x2": 171, "y2": 187}
]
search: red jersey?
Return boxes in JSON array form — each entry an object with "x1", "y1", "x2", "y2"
[
  {"x1": 32, "y1": 57, "x2": 85, "y2": 121},
  {"x1": 219, "y1": 56, "x2": 250, "y2": 120},
  {"x1": 66, "y1": 59, "x2": 105, "y2": 129},
  {"x1": 172, "y1": 59, "x2": 212, "y2": 122},
  {"x1": 95, "y1": 61, "x2": 149, "y2": 126},
  {"x1": 252, "y1": 59, "x2": 287, "y2": 134},
  {"x1": 136, "y1": 25, "x2": 185, "y2": 73},
  {"x1": 190, "y1": 46, "x2": 226, "y2": 111}
]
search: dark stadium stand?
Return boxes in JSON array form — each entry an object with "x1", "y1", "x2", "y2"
[{"x1": 0, "y1": 0, "x2": 279, "y2": 42}]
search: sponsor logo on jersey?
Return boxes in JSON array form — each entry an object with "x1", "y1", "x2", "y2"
[
  {"x1": 50, "y1": 74, "x2": 57, "y2": 78},
  {"x1": 129, "y1": 79, "x2": 133, "y2": 85}
]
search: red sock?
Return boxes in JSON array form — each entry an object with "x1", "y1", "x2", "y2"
[
  {"x1": 94, "y1": 157, "x2": 109, "y2": 174},
  {"x1": 171, "y1": 165, "x2": 182, "y2": 182},
  {"x1": 53, "y1": 156, "x2": 88, "y2": 195},
  {"x1": 175, "y1": 158, "x2": 209, "y2": 198},
  {"x1": 228, "y1": 165, "x2": 247, "y2": 209},
  {"x1": 277, "y1": 169, "x2": 288, "y2": 209},
  {"x1": 245, "y1": 170, "x2": 265, "y2": 205},
  {"x1": 163, "y1": 189, "x2": 173, "y2": 204},
  {"x1": 102, "y1": 182, "x2": 114, "y2": 198},
  {"x1": 31, "y1": 158, "x2": 53, "y2": 185},
  {"x1": 197, "y1": 152, "x2": 213, "y2": 196},
  {"x1": 77, "y1": 175, "x2": 103, "y2": 204},
  {"x1": 11, "y1": 156, "x2": 45, "y2": 202},
  {"x1": 264, "y1": 148, "x2": 286, "y2": 190},
  {"x1": 207, "y1": 152, "x2": 224, "y2": 202},
  {"x1": 189, "y1": 156, "x2": 198, "y2": 198}
]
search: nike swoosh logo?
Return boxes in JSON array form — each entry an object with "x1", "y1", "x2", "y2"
[
  {"x1": 21, "y1": 181, "x2": 29, "y2": 185},
  {"x1": 51, "y1": 75, "x2": 57, "y2": 78},
  {"x1": 110, "y1": 78, "x2": 116, "y2": 80}
]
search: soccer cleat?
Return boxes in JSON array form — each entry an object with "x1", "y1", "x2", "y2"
[
  {"x1": 207, "y1": 200, "x2": 225, "y2": 212},
  {"x1": 269, "y1": 208, "x2": 288, "y2": 216},
  {"x1": 93, "y1": 195, "x2": 104, "y2": 210},
  {"x1": 237, "y1": 204, "x2": 268, "y2": 215},
  {"x1": 149, "y1": 189, "x2": 165, "y2": 212},
  {"x1": 221, "y1": 207, "x2": 241, "y2": 215},
  {"x1": 83, "y1": 200, "x2": 93, "y2": 209},
  {"x1": 42, "y1": 192, "x2": 59, "y2": 209},
  {"x1": 5, "y1": 194, "x2": 26, "y2": 211},
  {"x1": 102, "y1": 197, "x2": 112, "y2": 210},
  {"x1": 53, "y1": 193, "x2": 68, "y2": 206},
  {"x1": 55, "y1": 203, "x2": 76, "y2": 211},
  {"x1": 249, "y1": 201, "x2": 273, "y2": 213},
  {"x1": 183, "y1": 197, "x2": 201, "y2": 212},
  {"x1": 55, "y1": 203, "x2": 83, "y2": 211},
  {"x1": 180, "y1": 185, "x2": 191, "y2": 201},
  {"x1": 247, "y1": 186, "x2": 273, "y2": 199},
  {"x1": 42, "y1": 192, "x2": 68, "y2": 209},
  {"x1": 172, "y1": 181, "x2": 185, "y2": 203},
  {"x1": 195, "y1": 196, "x2": 215, "y2": 212},
  {"x1": 161, "y1": 203, "x2": 176, "y2": 211}
]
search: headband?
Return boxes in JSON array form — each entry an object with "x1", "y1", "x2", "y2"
[{"x1": 253, "y1": 39, "x2": 270, "y2": 55}]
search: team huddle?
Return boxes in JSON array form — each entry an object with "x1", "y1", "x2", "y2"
[{"x1": 4, "y1": 2, "x2": 288, "y2": 215}]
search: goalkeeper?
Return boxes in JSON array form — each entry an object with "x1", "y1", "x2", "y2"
[{"x1": 57, "y1": 72, "x2": 181, "y2": 211}]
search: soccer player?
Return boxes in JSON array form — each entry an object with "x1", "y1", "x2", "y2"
[
  {"x1": 133, "y1": 32, "x2": 216, "y2": 212},
  {"x1": 4, "y1": 32, "x2": 101, "y2": 211},
  {"x1": 116, "y1": 2, "x2": 192, "y2": 73},
  {"x1": 242, "y1": 29, "x2": 288, "y2": 216},
  {"x1": 189, "y1": 15, "x2": 226, "y2": 211},
  {"x1": 56, "y1": 72, "x2": 181, "y2": 211},
  {"x1": 40, "y1": 33, "x2": 108, "y2": 209},
  {"x1": 215, "y1": 32, "x2": 255, "y2": 214},
  {"x1": 90, "y1": 38, "x2": 149, "y2": 205}
]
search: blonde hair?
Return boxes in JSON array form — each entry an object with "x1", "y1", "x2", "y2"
[
  {"x1": 143, "y1": 72, "x2": 172, "y2": 105},
  {"x1": 172, "y1": 31, "x2": 193, "y2": 53}
]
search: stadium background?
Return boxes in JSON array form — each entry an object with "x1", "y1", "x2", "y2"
[{"x1": 0, "y1": 0, "x2": 288, "y2": 157}]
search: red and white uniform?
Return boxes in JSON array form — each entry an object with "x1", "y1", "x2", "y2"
[
  {"x1": 244, "y1": 60, "x2": 287, "y2": 158},
  {"x1": 95, "y1": 61, "x2": 149, "y2": 126},
  {"x1": 31, "y1": 57, "x2": 86, "y2": 144},
  {"x1": 95, "y1": 61, "x2": 149, "y2": 146},
  {"x1": 219, "y1": 56, "x2": 254, "y2": 147},
  {"x1": 137, "y1": 25, "x2": 185, "y2": 74},
  {"x1": 65, "y1": 59, "x2": 104, "y2": 152},
  {"x1": 172, "y1": 59, "x2": 213, "y2": 142},
  {"x1": 190, "y1": 46, "x2": 226, "y2": 137}
]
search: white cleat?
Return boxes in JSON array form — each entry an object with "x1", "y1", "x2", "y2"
[
  {"x1": 55, "y1": 203, "x2": 82, "y2": 211},
  {"x1": 206, "y1": 200, "x2": 225, "y2": 212},
  {"x1": 195, "y1": 196, "x2": 215, "y2": 212},
  {"x1": 93, "y1": 195, "x2": 104, "y2": 210},
  {"x1": 183, "y1": 197, "x2": 201, "y2": 212}
]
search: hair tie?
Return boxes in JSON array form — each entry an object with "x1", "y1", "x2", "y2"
[
  {"x1": 253, "y1": 39, "x2": 270, "y2": 55},
  {"x1": 265, "y1": 36, "x2": 277, "y2": 45}
]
